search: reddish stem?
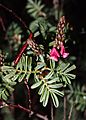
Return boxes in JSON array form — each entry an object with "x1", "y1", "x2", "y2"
[
  {"x1": 13, "y1": 33, "x2": 33, "y2": 66},
  {"x1": 24, "y1": 79, "x2": 31, "y2": 113},
  {"x1": 0, "y1": 17, "x2": 6, "y2": 31},
  {"x1": 6, "y1": 103, "x2": 48, "y2": 120}
]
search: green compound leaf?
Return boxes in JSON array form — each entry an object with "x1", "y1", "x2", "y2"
[
  {"x1": 31, "y1": 72, "x2": 63, "y2": 108},
  {"x1": 1, "y1": 55, "x2": 32, "y2": 83},
  {"x1": 3, "y1": 70, "x2": 16, "y2": 80},
  {"x1": 0, "y1": 55, "x2": 33, "y2": 101},
  {"x1": 26, "y1": 0, "x2": 45, "y2": 18},
  {"x1": 56, "y1": 61, "x2": 76, "y2": 86}
]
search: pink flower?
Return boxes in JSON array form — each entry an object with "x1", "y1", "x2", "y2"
[
  {"x1": 50, "y1": 48, "x2": 60, "y2": 61},
  {"x1": 60, "y1": 43, "x2": 69, "y2": 58}
]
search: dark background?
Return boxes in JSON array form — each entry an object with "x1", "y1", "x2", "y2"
[{"x1": 0, "y1": 0, "x2": 86, "y2": 120}]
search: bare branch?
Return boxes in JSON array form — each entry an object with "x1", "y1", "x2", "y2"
[{"x1": 2, "y1": 102, "x2": 48, "y2": 120}]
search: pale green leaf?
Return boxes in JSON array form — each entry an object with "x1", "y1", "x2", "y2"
[
  {"x1": 1, "y1": 66, "x2": 14, "y2": 71},
  {"x1": 48, "y1": 83, "x2": 63, "y2": 89},
  {"x1": 4, "y1": 84, "x2": 14, "y2": 92},
  {"x1": 40, "y1": 87, "x2": 47, "y2": 103},
  {"x1": 4, "y1": 90, "x2": 9, "y2": 97},
  {"x1": 18, "y1": 73, "x2": 26, "y2": 82},
  {"x1": 38, "y1": 0, "x2": 41, "y2": 6},
  {"x1": 50, "y1": 89, "x2": 64, "y2": 97},
  {"x1": 38, "y1": 84, "x2": 45, "y2": 95},
  {"x1": 2, "y1": 91, "x2": 8, "y2": 101},
  {"x1": 26, "y1": 73, "x2": 31, "y2": 80},
  {"x1": 39, "y1": 54, "x2": 45, "y2": 63},
  {"x1": 46, "y1": 77, "x2": 59, "y2": 84},
  {"x1": 28, "y1": 8, "x2": 36, "y2": 13},
  {"x1": 65, "y1": 76, "x2": 71, "y2": 84},
  {"x1": 43, "y1": 90, "x2": 49, "y2": 107},
  {"x1": 67, "y1": 74, "x2": 76, "y2": 79},
  {"x1": 31, "y1": 81, "x2": 42, "y2": 89},
  {"x1": 2, "y1": 78, "x2": 17, "y2": 86},
  {"x1": 50, "y1": 59, "x2": 55, "y2": 69},
  {"x1": 17, "y1": 58, "x2": 22, "y2": 70},
  {"x1": 64, "y1": 65, "x2": 76, "y2": 73},
  {"x1": 28, "y1": 57, "x2": 32, "y2": 71},
  {"x1": 49, "y1": 26, "x2": 56, "y2": 32},
  {"x1": 44, "y1": 71, "x2": 54, "y2": 80},
  {"x1": 35, "y1": 62, "x2": 45, "y2": 71},
  {"x1": 61, "y1": 63, "x2": 70, "y2": 72},
  {"x1": 39, "y1": 5, "x2": 45, "y2": 10},
  {"x1": 51, "y1": 93, "x2": 59, "y2": 108},
  {"x1": 61, "y1": 75, "x2": 68, "y2": 84},
  {"x1": 34, "y1": 31, "x2": 40, "y2": 37},
  {"x1": 27, "y1": 51, "x2": 33, "y2": 55},
  {"x1": 34, "y1": 74, "x2": 40, "y2": 82},
  {"x1": 3, "y1": 70, "x2": 16, "y2": 79},
  {"x1": 25, "y1": 56, "x2": 28, "y2": 72},
  {"x1": 9, "y1": 81, "x2": 17, "y2": 86},
  {"x1": 12, "y1": 73, "x2": 21, "y2": 81}
]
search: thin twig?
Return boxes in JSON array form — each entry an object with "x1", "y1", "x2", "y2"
[
  {"x1": 51, "y1": 100, "x2": 54, "y2": 120},
  {"x1": 24, "y1": 79, "x2": 31, "y2": 115},
  {"x1": 0, "y1": 17, "x2": 6, "y2": 31},
  {"x1": 4, "y1": 102, "x2": 48, "y2": 120},
  {"x1": 68, "y1": 104, "x2": 73, "y2": 120},
  {"x1": 63, "y1": 94, "x2": 67, "y2": 120},
  {"x1": 0, "y1": 3, "x2": 32, "y2": 33}
]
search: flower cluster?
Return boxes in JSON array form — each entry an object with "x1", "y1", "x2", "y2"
[{"x1": 50, "y1": 42, "x2": 69, "y2": 61}]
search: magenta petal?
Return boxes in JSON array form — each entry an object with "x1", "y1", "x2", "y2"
[
  {"x1": 60, "y1": 44, "x2": 65, "y2": 55},
  {"x1": 60, "y1": 44, "x2": 69, "y2": 58},
  {"x1": 62, "y1": 53, "x2": 69, "y2": 58},
  {"x1": 50, "y1": 48, "x2": 60, "y2": 61},
  {"x1": 50, "y1": 48, "x2": 60, "y2": 57}
]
